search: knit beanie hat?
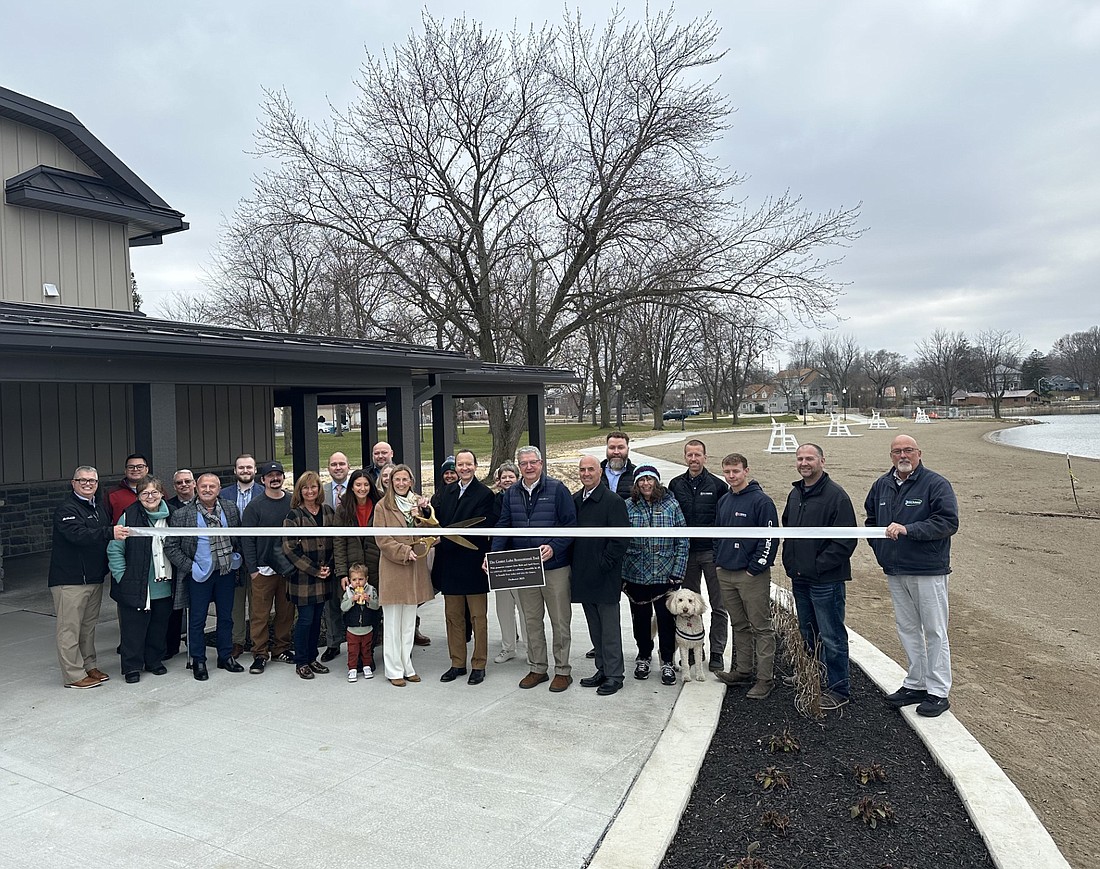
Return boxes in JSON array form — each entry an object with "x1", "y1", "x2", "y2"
[
  {"x1": 441, "y1": 456, "x2": 456, "y2": 472},
  {"x1": 634, "y1": 464, "x2": 660, "y2": 482}
]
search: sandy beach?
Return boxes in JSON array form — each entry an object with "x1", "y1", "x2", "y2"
[{"x1": 634, "y1": 418, "x2": 1100, "y2": 869}]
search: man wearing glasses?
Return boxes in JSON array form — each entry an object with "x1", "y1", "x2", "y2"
[
  {"x1": 167, "y1": 469, "x2": 197, "y2": 510},
  {"x1": 49, "y1": 466, "x2": 130, "y2": 688},
  {"x1": 109, "y1": 454, "x2": 151, "y2": 522},
  {"x1": 865, "y1": 435, "x2": 959, "y2": 718}
]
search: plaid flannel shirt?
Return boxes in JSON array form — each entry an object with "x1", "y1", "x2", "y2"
[{"x1": 623, "y1": 492, "x2": 689, "y2": 585}]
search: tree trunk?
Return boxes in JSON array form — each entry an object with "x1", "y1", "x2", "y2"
[
  {"x1": 487, "y1": 398, "x2": 528, "y2": 473},
  {"x1": 334, "y1": 403, "x2": 347, "y2": 437},
  {"x1": 281, "y1": 406, "x2": 293, "y2": 458}
]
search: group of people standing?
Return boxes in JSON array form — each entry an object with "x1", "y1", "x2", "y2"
[{"x1": 47, "y1": 430, "x2": 958, "y2": 718}]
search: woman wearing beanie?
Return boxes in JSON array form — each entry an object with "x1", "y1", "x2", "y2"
[{"x1": 622, "y1": 465, "x2": 689, "y2": 686}]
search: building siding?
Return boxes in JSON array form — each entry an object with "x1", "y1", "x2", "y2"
[{"x1": 0, "y1": 116, "x2": 132, "y2": 311}]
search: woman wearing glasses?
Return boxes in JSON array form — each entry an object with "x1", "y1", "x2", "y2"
[{"x1": 107, "y1": 475, "x2": 174, "y2": 683}]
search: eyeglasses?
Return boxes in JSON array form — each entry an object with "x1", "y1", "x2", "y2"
[
  {"x1": 890, "y1": 448, "x2": 919, "y2": 456},
  {"x1": 139, "y1": 491, "x2": 162, "y2": 500},
  {"x1": 73, "y1": 478, "x2": 98, "y2": 485},
  {"x1": 518, "y1": 460, "x2": 541, "y2": 467},
  {"x1": 126, "y1": 464, "x2": 147, "y2": 471}
]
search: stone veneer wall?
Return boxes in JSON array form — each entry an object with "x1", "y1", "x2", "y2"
[{"x1": 0, "y1": 480, "x2": 73, "y2": 592}]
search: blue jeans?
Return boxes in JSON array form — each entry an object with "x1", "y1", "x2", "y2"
[
  {"x1": 294, "y1": 602, "x2": 324, "y2": 665},
  {"x1": 791, "y1": 579, "x2": 850, "y2": 698},
  {"x1": 188, "y1": 571, "x2": 236, "y2": 663}
]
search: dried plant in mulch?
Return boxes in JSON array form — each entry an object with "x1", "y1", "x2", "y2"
[
  {"x1": 771, "y1": 584, "x2": 826, "y2": 720},
  {"x1": 766, "y1": 728, "x2": 801, "y2": 754},
  {"x1": 660, "y1": 663, "x2": 994, "y2": 869},
  {"x1": 850, "y1": 796, "x2": 897, "y2": 828},
  {"x1": 759, "y1": 810, "x2": 791, "y2": 836},
  {"x1": 754, "y1": 766, "x2": 792, "y2": 791},
  {"x1": 853, "y1": 762, "x2": 888, "y2": 785}
]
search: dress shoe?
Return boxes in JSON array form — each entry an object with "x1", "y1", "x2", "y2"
[
  {"x1": 440, "y1": 666, "x2": 468, "y2": 683},
  {"x1": 596, "y1": 681, "x2": 622, "y2": 696},
  {"x1": 296, "y1": 665, "x2": 315, "y2": 680},
  {"x1": 145, "y1": 665, "x2": 168, "y2": 676},
  {"x1": 125, "y1": 672, "x2": 140, "y2": 684},
  {"x1": 579, "y1": 671, "x2": 606, "y2": 688},
  {"x1": 585, "y1": 648, "x2": 596, "y2": 659},
  {"x1": 549, "y1": 674, "x2": 573, "y2": 693},
  {"x1": 66, "y1": 675, "x2": 101, "y2": 689},
  {"x1": 192, "y1": 661, "x2": 209, "y2": 681},
  {"x1": 519, "y1": 671, "x2": 549, "y2": 689},
  {"x1": 390, "y1": 678, "x2": 407, "y2": 687},
  {"x1": 87, "y1": 668, "x2": 110, "y2": 682},
  {"x1": 405, "y1": 674, "x2": 421, "y2": 683},
  {"x1": 217, "y1": 657, "x2": 244, "y2": 673},
  {"x1": 467, "y1": 668, "x2": 485, "y2": 685},
  {"x1": 413, "y1": 631, "x2": 432, "y2": 647},
  {"x1": 320, "y1": 646, "x2": 341, "y2": 663},
  {"x1": 308, "y1": 660, "x2": 330, "y2": 674}
]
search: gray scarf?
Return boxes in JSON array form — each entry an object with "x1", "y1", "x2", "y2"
[{"x1": 199, "y1": 501, "x2": 234, "y2": 576}]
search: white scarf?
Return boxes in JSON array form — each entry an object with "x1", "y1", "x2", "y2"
[{"x1": 394, "y1": 493, "x2": 419, "y2": 527}]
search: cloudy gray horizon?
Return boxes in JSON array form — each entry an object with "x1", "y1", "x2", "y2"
[{"x1": 2, "y1": 1, "x2": 1097, "y2": 365}]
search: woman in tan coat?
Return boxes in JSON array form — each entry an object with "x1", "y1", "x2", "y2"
[{"x1": 374, "y1": 464, "x2": 435, "y2": 686}]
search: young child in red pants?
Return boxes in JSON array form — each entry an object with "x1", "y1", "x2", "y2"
[{"x1": 340, "y1": 563, "x2": 380, "y2": 682}]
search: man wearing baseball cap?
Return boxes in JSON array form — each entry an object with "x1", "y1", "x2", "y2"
[{"x1": 240, "y1": 461, "x2": 296, "y2": 673}]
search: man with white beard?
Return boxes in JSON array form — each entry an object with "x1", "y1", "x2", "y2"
[{"x1": 865, "y1": 434, "x2": 959, "y2": 718}]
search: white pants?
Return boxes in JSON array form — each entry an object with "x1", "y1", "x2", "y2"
[
  {"x1": 381, "y1": 603, "x2": 418, "y2": 680},
  {"x1": 494, "y1": 589, "x2": 523, "y2": 652},
  {"x1": 888, "y1": 573, "x2": 952, "y2": 698}
]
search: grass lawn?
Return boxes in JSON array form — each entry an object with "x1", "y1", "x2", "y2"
[{"x1": 275, "y1": 415, "x2": 796, "y2": 469}]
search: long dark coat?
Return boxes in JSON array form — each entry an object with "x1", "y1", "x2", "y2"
[
  {"x1": 571, "y1": 484, "x2": 629, "y2": 604},
  {"x1": 430, "y1": 478, "x2": 498, "y2": 596}
]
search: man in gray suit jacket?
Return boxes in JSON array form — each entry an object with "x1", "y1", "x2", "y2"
[
  {"x1": 320, "y1": 451, "x2": 354, "y2": 662},
  {"x1": 221, "y1": 454, "x2": 264, "y2": 657}
]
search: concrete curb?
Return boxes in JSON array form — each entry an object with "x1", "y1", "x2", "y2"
[
  {"x1": 847, "y1": 628, "x2": 1071, "y2": 869},
  {"x1": 587, "y1": 679, "x2": 726, "y2": 869}
]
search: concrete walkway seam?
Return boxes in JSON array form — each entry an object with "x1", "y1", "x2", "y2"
[{"x1": 587, "y1": 679, "x2": 726, "y2": 869}]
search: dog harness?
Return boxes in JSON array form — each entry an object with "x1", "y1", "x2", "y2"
[{"x1": 676, "y1": 616, "x2": 704, "y2": 644}]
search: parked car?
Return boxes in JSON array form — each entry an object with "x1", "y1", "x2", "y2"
[
  {"x1": 662, "y1": 408, "x2": 693, "y2": 420},
  {"x1": 317, "y1": 421, "x2": 335, "y2": 434}
]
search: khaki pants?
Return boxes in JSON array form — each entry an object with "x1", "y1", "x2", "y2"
[
  {"x1": 231, "y1": 571, "x2": 252, "y2": 646},
  {"x1": 445, "y1": 593, "x2": 488, "y2": 669},
  {"x1": 249, "y1": 573, "x2": 294, "y2": 657},
  {"x1": 52, "y1": 583, "x2": 104, "y2": 684},
  {"x1": 717, "y1": 567, "x2": 775, "y2": 681},
  {"x1": 518, "y1": 566, "x2": 572, "y2": 676}
]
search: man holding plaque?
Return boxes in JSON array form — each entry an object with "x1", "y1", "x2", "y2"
[{"x1": 490, "y1": 446, "x2": 577, "y2": 692}]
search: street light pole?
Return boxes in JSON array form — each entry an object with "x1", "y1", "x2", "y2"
[
  {"x1": 842, "y1": 388, "x2": 847, "y2": 422},
  {"x1": 680, "y1": 391, "x2": 686, "y2": 432}
]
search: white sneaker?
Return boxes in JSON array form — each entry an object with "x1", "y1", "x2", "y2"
[
  {"x1": 494, "y1": 650, "x2": 516, "y2": 664},
  {"x1": 361, "y1": 666, "x2": 374, "y2": 680},
  {"x1": 347, "y1": 669, "x2": 357, "y2": 683}
]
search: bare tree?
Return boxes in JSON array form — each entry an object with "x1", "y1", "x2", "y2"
[
  {"x1": 691, "y1": 298, "x2": 777, "y2": 423},
  {"x1": 249, "y1": 10, "x2": 861, "y2": 467},
  {"x1": 814, "y1": 334, "x2": 862, "y2": 411},
  {"x1": 861, "y1": 349, "x2": 905, "y2": 406},
  {"x1": 915, "y1": 329, "x2": 973, "y2": 406},
  {"x1": 1052, "y1": 326, "x2": 1100, "y2": 398},
  {"x1": 154, "y1": 290, "x2": 219, "y2": 325},
  {"x1": 620, "y1": 300, "x2": 693, "y2": 430},
  {"x1": 971, "y1": 329, "x2": 1025, "y2": 418}
]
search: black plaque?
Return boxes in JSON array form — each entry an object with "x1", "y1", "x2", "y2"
[{"x1": 486, "y1": 548, "x2": 546, "y2": 591}]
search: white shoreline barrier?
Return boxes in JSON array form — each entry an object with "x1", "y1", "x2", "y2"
[{"x1": 128, "y1": 525, "x2": 887, "y2": 540}]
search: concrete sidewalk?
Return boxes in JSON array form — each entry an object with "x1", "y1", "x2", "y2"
[{"x1": 0, "y1": 573, "x2": 680, "y2": 869}]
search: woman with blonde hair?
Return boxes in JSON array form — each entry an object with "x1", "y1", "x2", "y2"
[
  {"x1": 281, "y1": 470, "x2": 336, "y2": 680},
  {"x1": 374, "y1": 464, "x2": 435, "y2": 686}
]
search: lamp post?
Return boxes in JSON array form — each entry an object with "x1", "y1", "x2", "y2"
[
  {"x1": 842, "y1": 387, "x2": 847, "y2": 422},
  {"x1": 616, "y1": 382, "x2": 624, "y2": 428},
  {"x1": 680, "y1": 391, "x2": 686, "y2": 432},
  {"x1": 902, "y1": 386, "x2": 909, "y2": 417},
  {"x1": 800, "y1": 387, "x2": 807, "y2": 425}
]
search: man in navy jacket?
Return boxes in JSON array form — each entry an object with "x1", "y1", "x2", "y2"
[
  {"x1": 713, "y1": 453, "x2": 778, "y2": 699},
  {"x1": 491, "y1": 445, "x2": 577, "y2": 692},
  {"x1": 865, "y1": 434, "x2": 959, "y2": 718}
]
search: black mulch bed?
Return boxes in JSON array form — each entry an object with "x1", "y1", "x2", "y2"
[{"x1": 660, "y1": 664, "x2": 995, "y2": 869}]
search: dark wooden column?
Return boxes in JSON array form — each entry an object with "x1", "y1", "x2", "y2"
[
  {"x1": 385, "y1": 386, "x2": 419, "y2": 478},
  {"x1": 133, "y1": 382, "x2": 178, "y2": 479},
  {"x1": 526, "y1": 389, "x2": 547, "y2": 455},
  {"x1": 430, "y1": 389, "x2": 455, "y2": 489},
  {"x1": 289, "y1": 391, "x2": 319, "y2": 479}
]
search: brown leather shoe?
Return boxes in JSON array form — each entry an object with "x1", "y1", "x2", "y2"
[
  {"x1": 86, "y1": 668, "x2": 110, "y2": 682},
  {"x1": 405, "y1": 674, "x2": 422, "y2": 683},
  {"x1": 549, "y1": 674, "x2": 573, "y2": 693},
  {"x1": 231, "y1": 644, "x2": 244, "y2": 659},
  {"x1": 413, "y1": 631, "x2": 432, "y2": 647},
  {"x1": 67, "y1": 675, "x2": 102, "y2": 689},
  {"x1": 389, "y1": 678, "x2": 407, "y2": 687},
  {"x1": 519, "y1": 671, "x2": 550, "y2": 689}
]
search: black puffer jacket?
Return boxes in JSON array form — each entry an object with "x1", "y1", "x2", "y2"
[
  {"x1": 48, "y1": 492, "x2": 113, "y2": 587},
  {"x1": 780, "y1": 473, "x2": 857, "y2": 583}
]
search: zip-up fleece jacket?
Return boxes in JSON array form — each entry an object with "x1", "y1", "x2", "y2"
[
  {"x1": 713, "y1": 480, "x2": 778, "y2": 574},
  {"x1": 781, "y1": 473, "x2": 857, "y2": 584},
  {"x1": 864, "y1": 463, "x2": 958, "y2": 576},
  {"x1": 48, "y1": 492, "x2": 114, "y2": 587},
  {"x1": 668, "y1": 468, "x2": 727, "y2": 552},
  {"x1": 491, "y1": 474, "x2": 577, "y2": 569},
  {"x1": 241, "y1": 493, "x2": 294, "y2": 573}
]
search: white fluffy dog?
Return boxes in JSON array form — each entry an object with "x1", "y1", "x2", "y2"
[{"x1": 666, "y1": 588, "x2": 708, "y2": 682}]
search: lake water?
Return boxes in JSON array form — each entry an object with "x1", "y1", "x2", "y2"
[{"x1": 989, "y1": 414, "x2": 1100, "y2": 460}]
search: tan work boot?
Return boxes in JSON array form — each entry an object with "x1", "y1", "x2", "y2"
[{"x1": 746, "y1": 679, "x2": 773, "y2": 700}]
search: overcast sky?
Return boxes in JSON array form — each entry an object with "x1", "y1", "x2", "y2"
[{"x1": 3, "y1": 1, "x2": 1097, "y2": 362}]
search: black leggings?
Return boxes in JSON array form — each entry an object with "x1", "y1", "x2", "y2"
[{"x1": 624, "y1": 580, "x2": 677, "y2": 665}]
